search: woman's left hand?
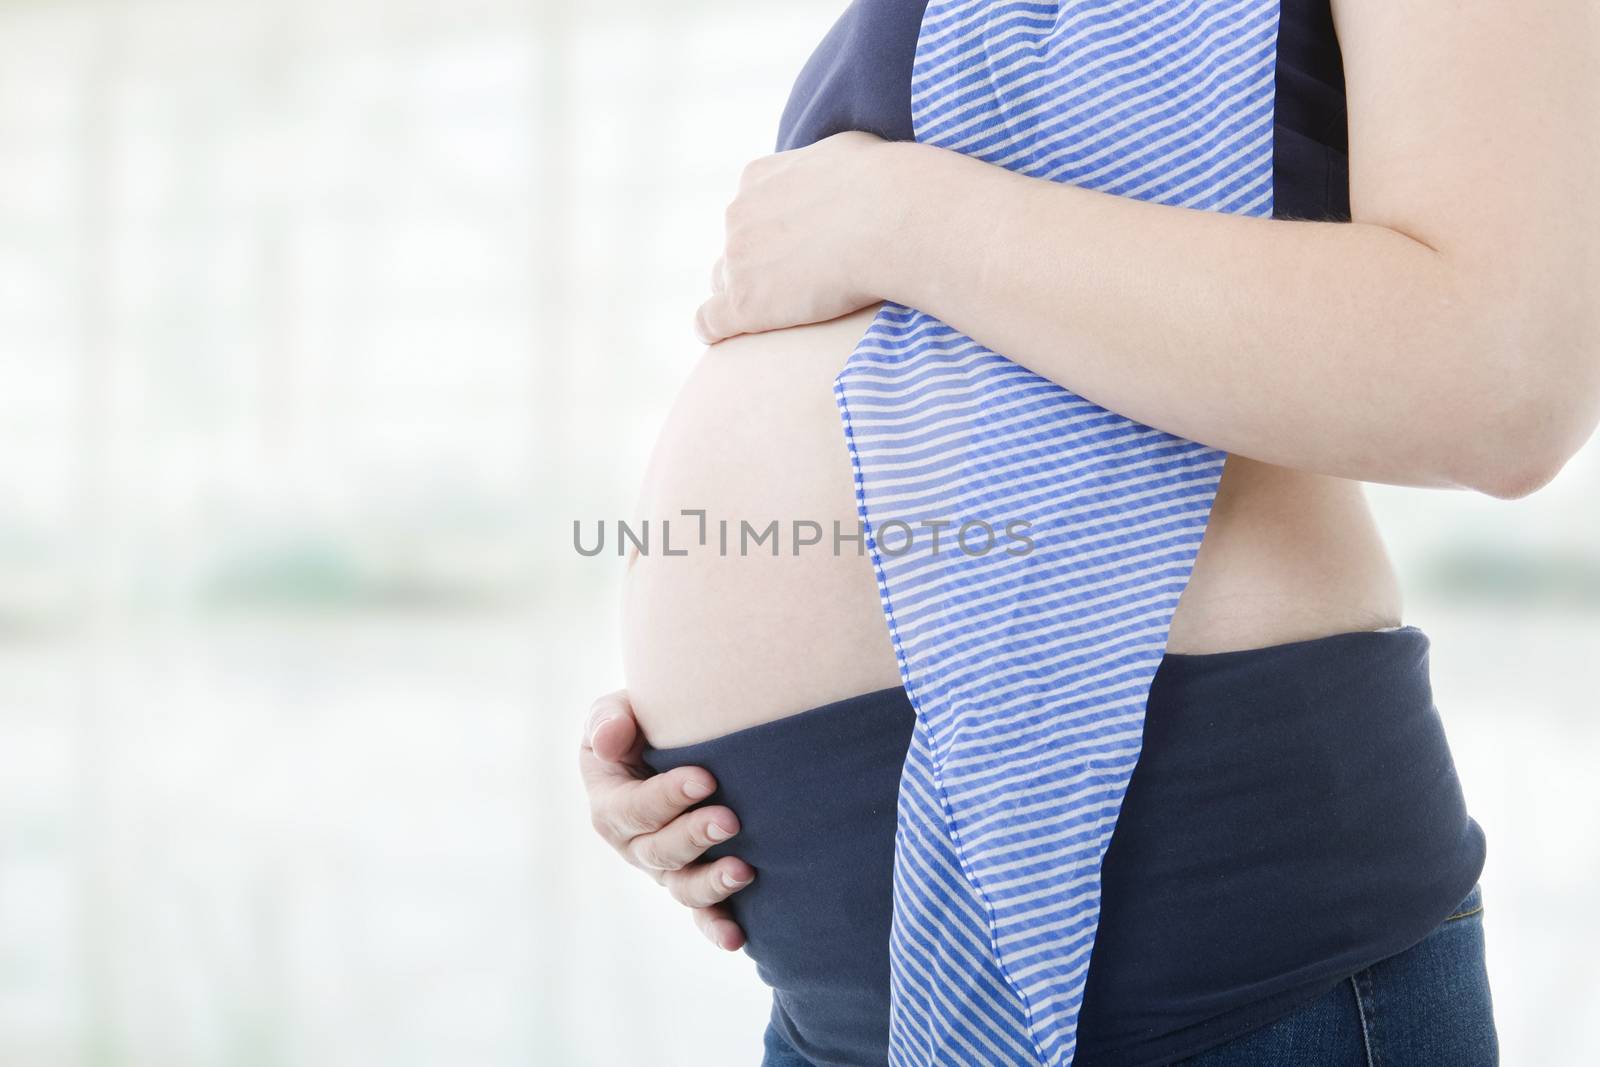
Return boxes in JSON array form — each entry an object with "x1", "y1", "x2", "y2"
[{"x1": 694, "y1": 130, "x2": 898, "y2": 344}]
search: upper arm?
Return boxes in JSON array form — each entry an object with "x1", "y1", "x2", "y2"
[
  {"x1": 1337, "y1": 0, "x2": 1597, "y2": 262},
  {"x1": 1335, "y1": 0, "x2": 1600, "y2": 451}
]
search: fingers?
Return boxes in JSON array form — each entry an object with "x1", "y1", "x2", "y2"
[
  {"x1": 626, "y1": 802, "x2": 739, "y2": 872},
  {"x1": 663, "y1": 854, "x2": 755, "y2": 909},
  {"x1": 694, "y1": 293, "x2": 738, "y2": 346},
  {"x1": 576, "y1": 687, "x2": 754, "y2": 950},
  {"x1": 582, "y1": 690, "x2": 640, "y2": 765},
  {"x1": 577, "y1": 696, "x2": 644, "y2": 835},
  {"x1": 710, "y1": 256, "x2": 727, "y2": 294},
  {"x1": 692, "y1": 903, "x2": 748, "y2": 952},
  {"x1": 586, "y1": 763, "x2": 718, "y2": 850},
  {"x1": 579, "y1": 689, "x2": 719, "y2": 851}
]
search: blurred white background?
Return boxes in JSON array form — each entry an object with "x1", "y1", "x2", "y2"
[{"x1": 0, "y1": 0, "x2": 1596, "y2": 1065}]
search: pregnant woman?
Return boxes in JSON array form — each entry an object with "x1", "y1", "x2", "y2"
[{"x1": 579, "y1": 0, "x2": 1598, "y2": 1064}]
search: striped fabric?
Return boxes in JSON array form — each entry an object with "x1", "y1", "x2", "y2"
[{"x1": 832, "y1": 2, "x2": 1282, "y2": 1064}]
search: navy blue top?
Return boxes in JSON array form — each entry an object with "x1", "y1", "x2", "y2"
[
  {"x1": 778, "y1": 0, "x2": 1351, "y2": 221},
  {"x1": 644, "y1": 629, "x2": 1485, "y2": 1067}
]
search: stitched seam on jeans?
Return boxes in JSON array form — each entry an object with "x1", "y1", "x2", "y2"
[
  {"x1": 1351, "y1": 974, "x2": 1377, "y2": 1067},
  {"x1": 1443, "y1": 904, "x2": 1484, "y2": 922}
]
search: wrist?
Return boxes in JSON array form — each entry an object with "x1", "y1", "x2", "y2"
[
  {"x1": 851, "y1": 139, "x2": 943, "y2": 306},
  {"x1": 861, "y1": 140, "x2": 1016, "y2": 315}
]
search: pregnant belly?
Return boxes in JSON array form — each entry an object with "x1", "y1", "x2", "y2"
[
  {"x1": 623, "y1": 308, "x2": 1406, "y2": 747},
  {"x1": 622, "y1": 305, "x2": 902, "y2": 747}
]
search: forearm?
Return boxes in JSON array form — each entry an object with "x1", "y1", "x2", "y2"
[{"x1": 867, "y1": 141, "x2": 1595, "y2": 497}]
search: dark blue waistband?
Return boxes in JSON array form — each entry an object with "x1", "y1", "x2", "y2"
[{"x1": 643, "y1": 626, "x2": 1486, "y2": 1067}]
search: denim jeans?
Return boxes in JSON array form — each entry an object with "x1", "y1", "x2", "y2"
[{"x1": 759, "y1": 884, "x2": 1497, "y2": 1066}]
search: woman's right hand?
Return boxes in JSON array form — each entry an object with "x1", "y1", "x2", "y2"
[{"x1": 578, "y1": 690, "x2": 754, "y2": 950}]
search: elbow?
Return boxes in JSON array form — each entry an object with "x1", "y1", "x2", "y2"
[
  {"x1": 1470, "y1": 448, "x2": 1571, "y2": 501},
  {"x1": 1454, "y1": 300, "x2": 1600, "y2": 501}
]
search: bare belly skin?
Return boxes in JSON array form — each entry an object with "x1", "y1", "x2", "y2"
[{"x1": 622, "y1": 304, "x2": 1403, "y2": 747}]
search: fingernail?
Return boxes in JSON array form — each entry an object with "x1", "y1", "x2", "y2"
[
  {"x1": 706, "y1": 821, "x2": 732, "y2": 841},
  {"x1": 722, "y1": 869, "x2": 752, "y2": 889},
  {"x1": 683, "y1": 779, "x2": 712, "y2": 801},
  {"x1": 587, "y1": 715, "x2": 615, "y2": 748}
]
